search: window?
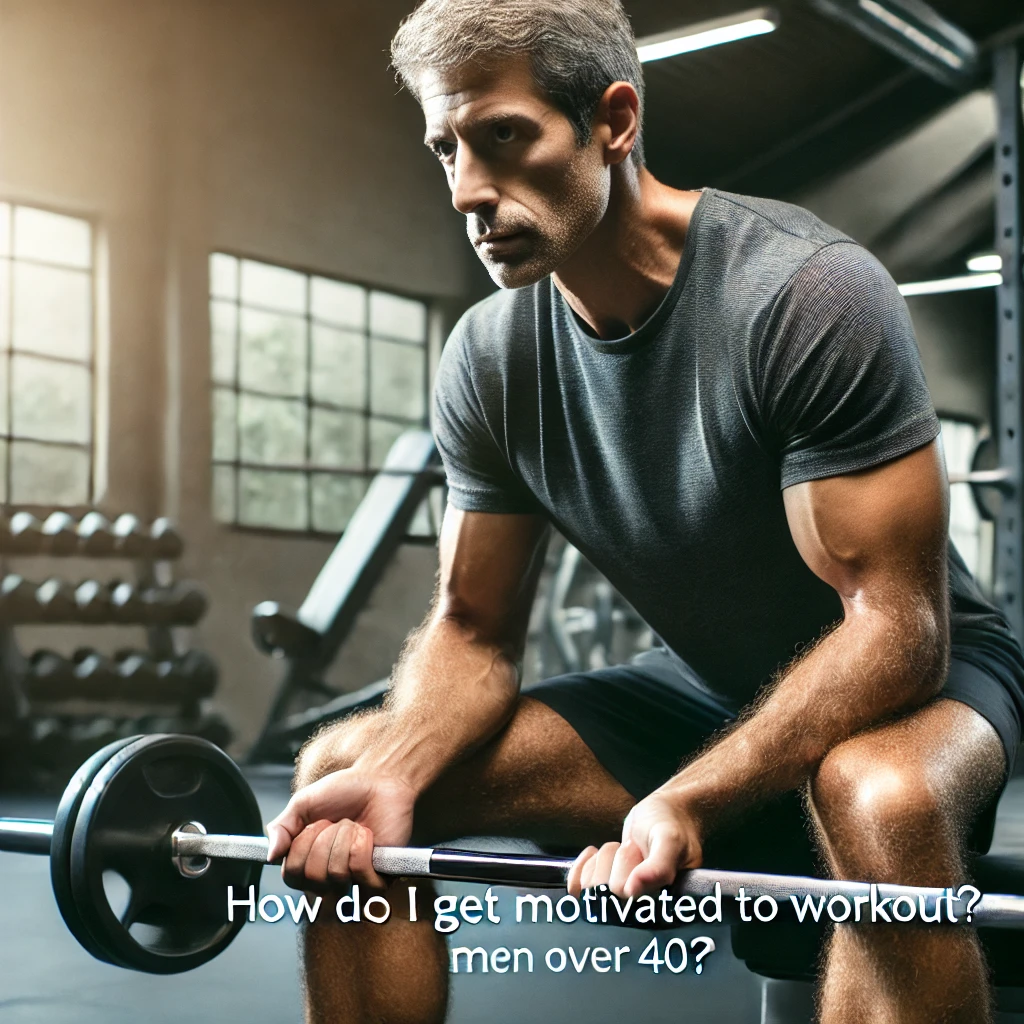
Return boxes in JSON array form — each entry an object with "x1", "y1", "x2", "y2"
[
  {"x1": 209, "y1": 254, "x2": 431, "y2": 533},
  {"x1": 0, "y1": 203, "x2": 94, "y2": 506}
]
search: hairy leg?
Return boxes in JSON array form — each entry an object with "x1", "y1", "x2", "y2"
[
  {"x1": 297, "y1": 696, "x2": 634, "y2": 1024},
  {"x1": 810, "y1": 698, "x2": 1006, "y2": 1024}
]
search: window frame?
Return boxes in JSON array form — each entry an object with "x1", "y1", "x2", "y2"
[
  {"x1": 0, "y1": 199, "x2": 97, "y2": 510},
  {"x1": 208, "y1": 250, "x2": 434, "y2": 537}
]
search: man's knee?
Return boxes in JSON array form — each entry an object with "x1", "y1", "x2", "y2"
[
  {"x1": 810, "y1": 740, "x2": 951, "y2": 880},
  {"x1": 293, "y1": 710, "x2": 385, "y2": 791}
]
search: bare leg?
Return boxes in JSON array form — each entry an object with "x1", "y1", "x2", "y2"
[
  {"x1": 810, "y1": 698, "x2": 1006, "y2": 1024},
  {"x1": 297, "y1": 696, "x2": 634, "y2": 1024}
]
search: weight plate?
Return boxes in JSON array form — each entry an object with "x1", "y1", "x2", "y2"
[
  {"x1": 69, "y1": 734, "x2": 263, "y2": 974},
  {"x1": 50, "y1": 735, "x2": 140, "y2": 964}
]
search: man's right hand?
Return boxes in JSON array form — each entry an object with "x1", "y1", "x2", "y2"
[{"x1": 266, "y1": 768, "x2": 418, "y2": 891}]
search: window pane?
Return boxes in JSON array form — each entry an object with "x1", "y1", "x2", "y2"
[
  {"x1": 311, "y1": 473, "x2": 368, "y2": 533},
  {"x1": 239, "y1": 393, "x2": 305, "y2": 465},
  {"x1": 210, "y1": 253, "x2": 238, "y2": 300},
  {"x1": 210, "y1": 300, "x2": 237, "y2": 384},
  {"x1": 311, "y1": 325, "x2": 365, "y2": 409},
  {"x1": 369, "y1": 418, "x2": 410, "y2": 468},
  {"x1": 13, "y1": 262, "x2": 91, "y2": 360},
  {"x1": 371, "y1": 338, "x2": 425, "y2": 419},
  {"x1": 0, "y1": 205, "x2": 9, "y2": 257},
  {"x1": 10, "y1": 442, "x2": 89, "y2": 504},
  {"x1": 239, "y1": 308, "x2": 306, "y2": 397},
  {"x1": 0, "y1": 259, "x2": 8, "y2": 348},
  {"x1": 241, "y1": 259, "x2": 306, "y2": 314},
  {"x1": 239, "y1": 469, "x2": 307, "y2": 530},
  {"x1": 212, "y1": 387, "x2": 237, "y2": 461},
  {"x1": 12, "y1": 356, "x2": 90, "y2": 443},
  {"x1": 213, "y1": 465, "x2": 236, "y2": 523},
  {"x1": 0, "y1": 355, "x2": 7, "y2": 434},
  {"x1": 310, "y1": 407, "x2": 364, "y2": 468},
  {"x1": 0, "y1": 439, "x2": 7, "y2": 502},
  {"x1": 312, "y1": 277, "x2": 365, "y2": 329},
  {"x1": 369, "y1": 291, "x2": 425, "y2": 342},
  {"x1": 13, "y1": 207, "x2": 91, "y2": 269}
]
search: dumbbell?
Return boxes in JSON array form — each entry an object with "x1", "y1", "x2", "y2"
[
  {"x1": 73, "y1": 652, "x2": 119, "y2": 700},
  {"x1": 26, "y1": 650, "x2": 75, "y2": 699},
  {"x1": 139, "y1": 582, "x2": 208, "y2": 625},
  {"x1": 76, "y1": 512, "x2": 114, "y2": 555},
  {"x1": 2, "y1": 575, "x2": 39, "y2": 622},
  {"x1": 74, "y1": 580, "x2": 112, "y2": 623},
  {"x1": 109, "y1": 582, "x2": 142, "y2": 623},
  {"x1": 155, "y1": 651, "x2": 218, "y2": 701},
  {"x1": 116, "y1": 652, "x2": 159, "y2": 689},
  {"x1": 150, "y1": 518, "x2": 184, "y2": 560},
  {"x1": 112, "y1": 515, "x2": 146, "y2": 557},
  {"x1": 6, "y1": 512, "x2": 44, "y2": 554},
  {"x1": 36, "y1": 579, "x2": 77, "y2": 622},
  {"x1": 42, "y1": 512, "x2": 78, "y2": 555}
]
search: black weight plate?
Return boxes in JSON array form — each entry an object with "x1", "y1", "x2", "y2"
[
  {"x1": 69, "y1": 734, "x2": 263, "y2": 974},
  {"x1": 50, "y1": 735, "x2": 140, "y2": 964}
]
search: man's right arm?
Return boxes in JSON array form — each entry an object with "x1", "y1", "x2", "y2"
[{"x1": 266, "y1": 506, "x2": 549, "y2": 882}]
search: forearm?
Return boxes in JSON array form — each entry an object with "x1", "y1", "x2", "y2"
[
  {"x1": 662, "y1": 602, "x2": 948, "y2": 832},
  {"x1": 350, "y1": 613, "x2": 521, "y2": 794}
]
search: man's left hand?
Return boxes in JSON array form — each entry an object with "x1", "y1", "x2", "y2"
[{"x1": 566, "y1": 789, "x2": 704, "y2": 898}]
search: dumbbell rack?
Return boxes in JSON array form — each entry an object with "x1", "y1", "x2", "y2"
[{"x1": 0, "y1": 510, "x2": 230, "y2": 789}]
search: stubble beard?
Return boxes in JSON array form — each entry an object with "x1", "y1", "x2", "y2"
[{"x1": 474, "y1": 160, "x2": 608, "y2": 290}]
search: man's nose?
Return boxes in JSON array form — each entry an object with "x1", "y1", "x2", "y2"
[{"x1": 450, "y1": 147, "x2": 499, "y2": 216}]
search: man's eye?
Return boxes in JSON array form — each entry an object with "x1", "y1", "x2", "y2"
[
  {"x1": 433, "y1": 141, "x2": 456, "y2": 159},
  {"x1": 494, "y1": 124, "x2": 515, "y2": 143}
]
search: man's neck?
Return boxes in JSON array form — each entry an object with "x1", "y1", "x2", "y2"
[{"x1": 552, "y1": 168, "x2": 702, "y2": 340}]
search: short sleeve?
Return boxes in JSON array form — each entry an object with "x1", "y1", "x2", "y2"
[
  {"x1": 757, "y1": 242, "x2": 940, "y2": 489},
  {"x1": 432, "y1": 321, "x2": 540, "y2": 514}
]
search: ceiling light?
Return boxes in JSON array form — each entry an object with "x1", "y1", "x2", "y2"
[
  {"x1": 898, "y1": 272, "x2": 1002, "y2": 297},
  {"x1": 635, "y1": 8, "x2": 779, "y2": 64},
  {"x1": 966, "y1": 253, "x2": 1003, "y2": 274}
]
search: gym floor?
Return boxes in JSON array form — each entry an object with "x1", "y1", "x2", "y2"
[{"x1": 3, "y1": 772, "x2": 1024, "y2": 1023}]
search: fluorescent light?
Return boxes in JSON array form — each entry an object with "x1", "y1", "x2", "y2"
[
  {"x1": 966, "y1": 253, "x2": 1002, "y2": 274},
  {"x1": 636, "y1": 8, "x2": 779, "y2": 64},
  {"x1": 898, "y1": 272, "x2": 1002, "y2": 297},
  {"x1": 857, "y1": 0, "x2": 963, "y2": 70}
]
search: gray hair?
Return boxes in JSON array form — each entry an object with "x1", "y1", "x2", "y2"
[{"x1": 391, "y1": 0, "x2": 646, "y2": 166}]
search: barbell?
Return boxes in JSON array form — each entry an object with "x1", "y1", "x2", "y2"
[{"x1": 3, "y1": 733, "x2": 1024, "y2": 975}]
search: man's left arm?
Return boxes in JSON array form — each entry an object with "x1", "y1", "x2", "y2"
[{"x1": 569, "y1": 437, "x2": 950, "y2": 898}]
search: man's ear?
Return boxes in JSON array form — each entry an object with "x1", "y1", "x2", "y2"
[{"x1": 595, "y1": 81, "x2": 639, "y2": 166}]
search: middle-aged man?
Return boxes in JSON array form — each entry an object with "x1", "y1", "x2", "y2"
[{"x1": 266, "y1": 1, "x2": 1024, "y2": 1021}]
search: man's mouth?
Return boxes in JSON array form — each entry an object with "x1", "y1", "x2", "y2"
[{"x1": 475, "y1": 231, "x2": 527, "y2": 255}]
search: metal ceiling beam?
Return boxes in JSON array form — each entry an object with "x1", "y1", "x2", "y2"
[{"x1": 811, "y1": 0, "x2": 980, "y2": 88}]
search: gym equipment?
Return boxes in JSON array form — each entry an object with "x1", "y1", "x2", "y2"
[
  {"x1": 74, "y1": 580, "x2": 112, "y2": 623},
  {"x1": 72, "y1": 652, "x2": 118, "y2": 698},
  {"x1": 26, "y1": 650, "x2": 75, "y2": 699},
  {"x1": 117, "y1": 653, "x2": 160, "y2": 689},
  {"x1": 150, "y1": 518, "x2": 184, "y2": 560},
  {"x1": 35, "y1": 578, "x2": 77, "y2": 622},
  {"x1": 7, "y1": 512, "x2": 43, "y2": 554},
  {"x1": 170, "y1": 650, "x2": 218, "y2": 699},
  {"x1": 1, "y1": 734, "x2": 1024, "y2": 978},
  {"x1": 250, "y1": 430, "x2": 445, "y2": 761},
  {"x1": 1, "y1": 574, "x2": 36, "y2": 620},
  {"x1": 139, "y1": 583, "x2": 208, "y2": 626},
  {"x1": 112, "y1": 514, "x2": 146, "y2": 557},
  {"x1": 76, "y1": 512, "x2": 115, "y2": 555},
  {"x1": 42, "y1": 512, "x2": 78, "y2": 555},
  {"x1": 110, "y1": 582, "x2": 142, "y2": 623}
]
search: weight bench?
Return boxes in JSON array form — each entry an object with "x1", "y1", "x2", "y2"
[
  {"x1": 249, "y1": 429, "x2": 445, "y2": 762},
  {"x1": 733, "y1": 852, "x2": 1024, "y2": 1021}
]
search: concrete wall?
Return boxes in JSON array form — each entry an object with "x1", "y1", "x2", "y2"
[{"x1": 0, "y1": 0, "x2": 473, "y2": 750}]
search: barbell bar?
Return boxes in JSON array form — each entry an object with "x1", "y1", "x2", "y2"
[{"x1": 3, "y1": 732, "x2": 1024, "y2": 976}]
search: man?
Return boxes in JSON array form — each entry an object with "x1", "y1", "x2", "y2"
[{"x1": 266, "y1": 1, "x2": 1024, "y2": 1021}]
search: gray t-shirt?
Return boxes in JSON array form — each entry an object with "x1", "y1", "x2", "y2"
[{"x1": 433, "y1": 188, "x2": 1014, "y2": 707}]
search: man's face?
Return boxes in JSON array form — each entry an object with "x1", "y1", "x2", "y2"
[{"x1": 419, "y1": 56, "x2": 610, "y2": 289}]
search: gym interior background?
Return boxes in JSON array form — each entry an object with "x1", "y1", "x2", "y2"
[{"x1": 0, "y1": 0, "x2": 1022, "y2": 1020}]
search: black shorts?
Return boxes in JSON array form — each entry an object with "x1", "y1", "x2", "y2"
[{"x1": 526, "y1": 645, "x2": 1022, "y2": 868}]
